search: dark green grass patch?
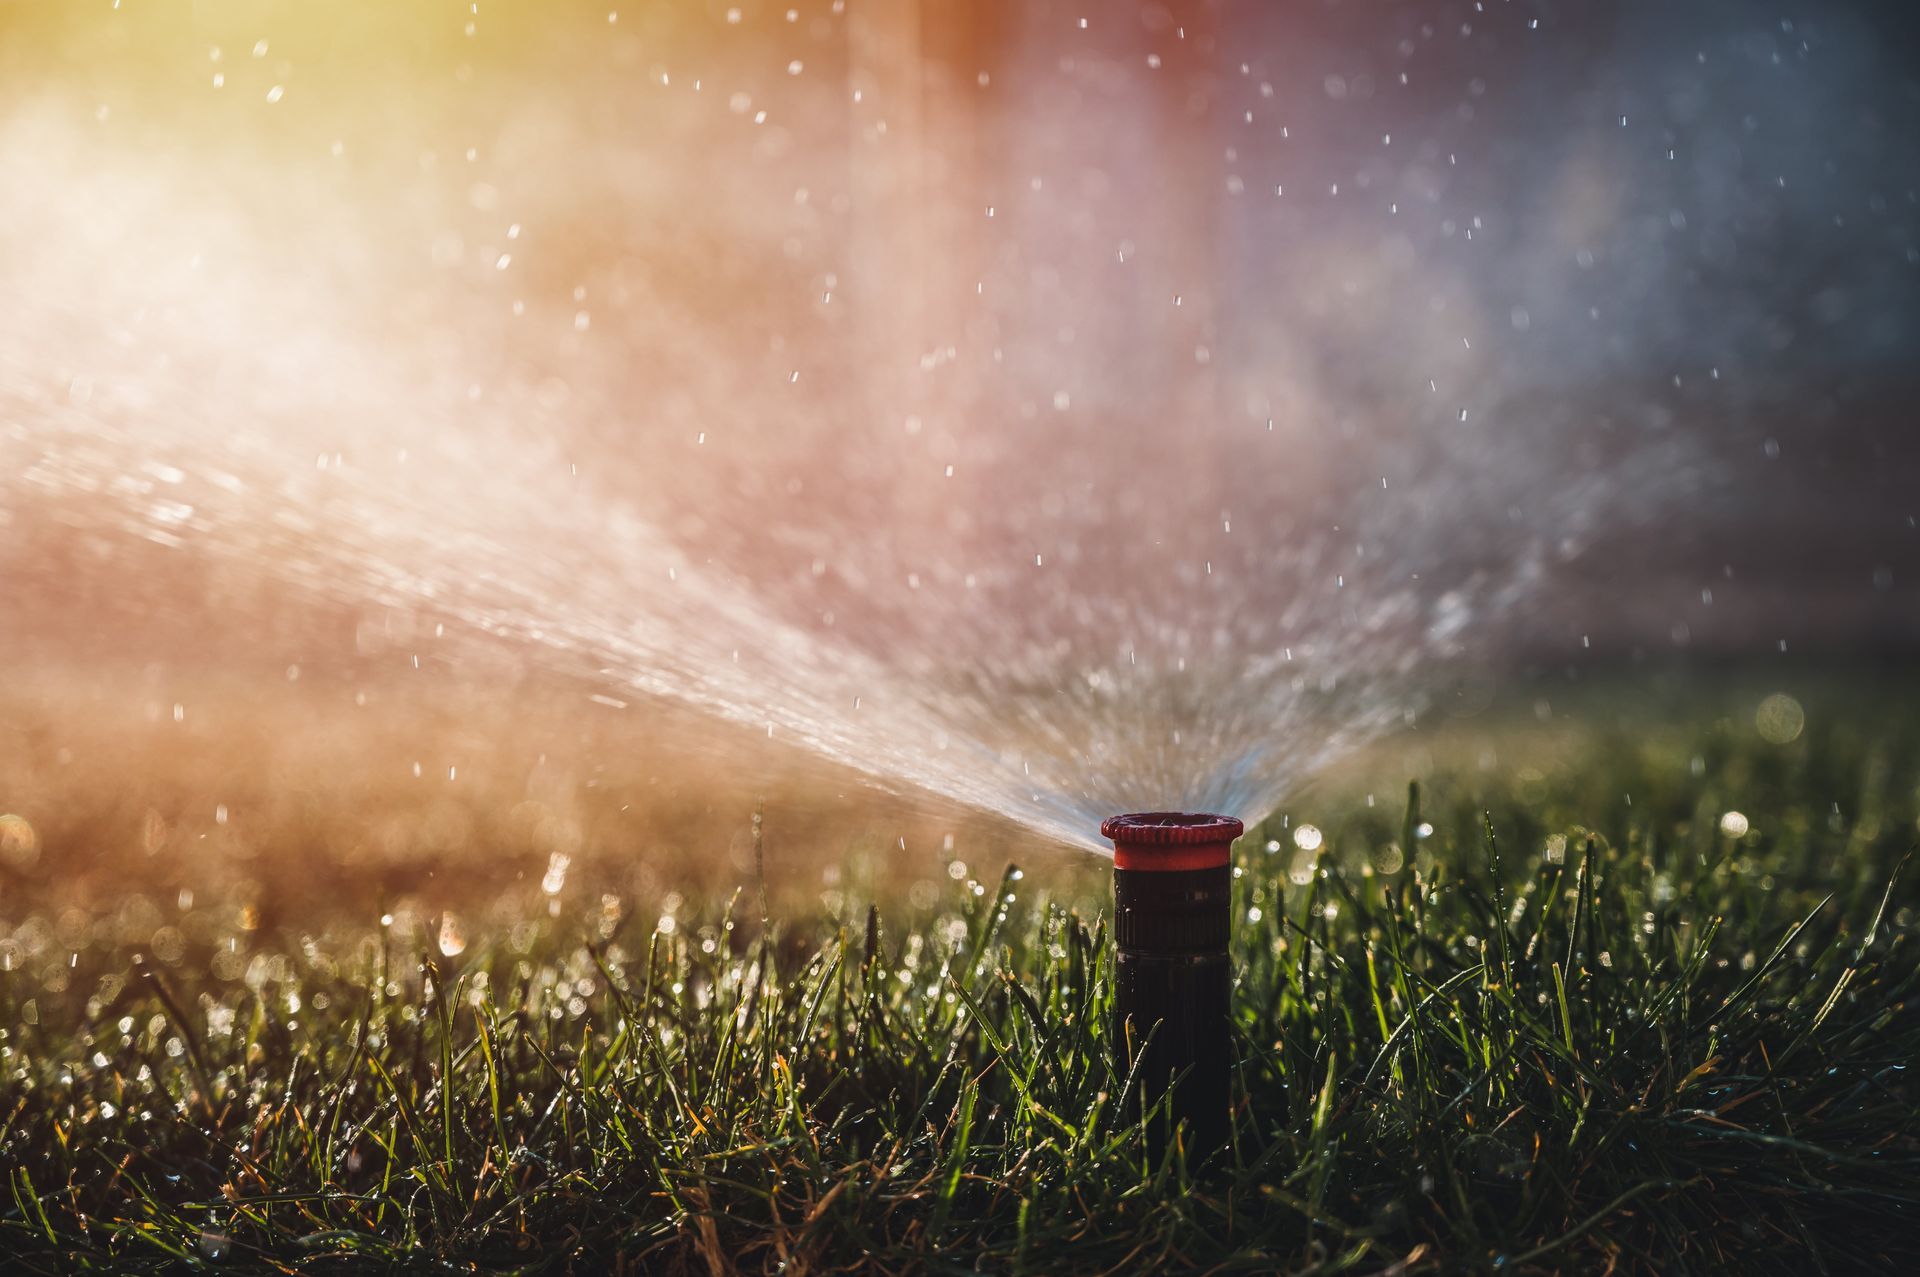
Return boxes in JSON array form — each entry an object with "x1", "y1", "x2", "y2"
[{"x1": 3, "y1": 717, "x2": 1920, "y2": 1273}]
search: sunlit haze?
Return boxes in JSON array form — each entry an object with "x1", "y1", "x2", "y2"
[{"x1": 4, "y1": 1, "x2": 1916, "y2": 850}]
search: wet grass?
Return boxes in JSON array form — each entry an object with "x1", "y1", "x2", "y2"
[{"x1": 3, "y1": 711, "x2": 1920, "y2": 1273}]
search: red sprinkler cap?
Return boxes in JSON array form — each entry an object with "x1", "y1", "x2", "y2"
[{"x1": 1101, "y1": 812, "x2": 1244, "y2": 871}]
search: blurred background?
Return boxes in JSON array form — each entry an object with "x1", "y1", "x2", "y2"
[{"x1": 2, "y1": 0, "x2": 1918, "y2": 922}]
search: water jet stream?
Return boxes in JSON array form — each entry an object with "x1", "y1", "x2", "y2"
[{"x1": 9, "y1": 2, "x2": 1885, "y2": 852}]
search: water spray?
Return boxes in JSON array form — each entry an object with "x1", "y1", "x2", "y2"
[{"x1": 1103, "y1": 811, "x2": 1241, "y2": 1160}]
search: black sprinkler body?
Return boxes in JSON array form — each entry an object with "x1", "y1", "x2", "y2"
[{"x1": 1103, "y1": 811, "x2": 1241, "y2": 1161}]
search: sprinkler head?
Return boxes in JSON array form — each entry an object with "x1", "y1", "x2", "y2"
[
  {"x1": 1101, "y1": 811, "x2": 1243, "y2": 870},
  {"x1": 1104, "y1": 811, "x2": 1241, "y2": 1162}
]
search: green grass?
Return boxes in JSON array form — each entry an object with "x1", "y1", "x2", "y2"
[{"x1": 4, "y1": 712, "x2": 1920, "y2": 1274}]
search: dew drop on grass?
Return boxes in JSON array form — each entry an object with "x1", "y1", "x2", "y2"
[{"x1": 1719, "y1": 811, "x2": 1750, "y2": 838}]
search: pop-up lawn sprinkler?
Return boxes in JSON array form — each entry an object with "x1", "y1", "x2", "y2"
[{"x1": 1102, "y1": 811, "x2": 1241, "y2": 1160}]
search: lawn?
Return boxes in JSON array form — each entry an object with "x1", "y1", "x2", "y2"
[{"x1": 3, "y1": 690, "x2": 1918, "y2": 1273}]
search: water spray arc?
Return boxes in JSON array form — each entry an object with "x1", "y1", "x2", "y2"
[{"x1": 1103, "y1": 812, "x2": 1240, "y2": 1159}]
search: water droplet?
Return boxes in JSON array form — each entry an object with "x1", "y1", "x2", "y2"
[{"x1": 1755, "y1": 694, "x2": 1805, "y2": 744}]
